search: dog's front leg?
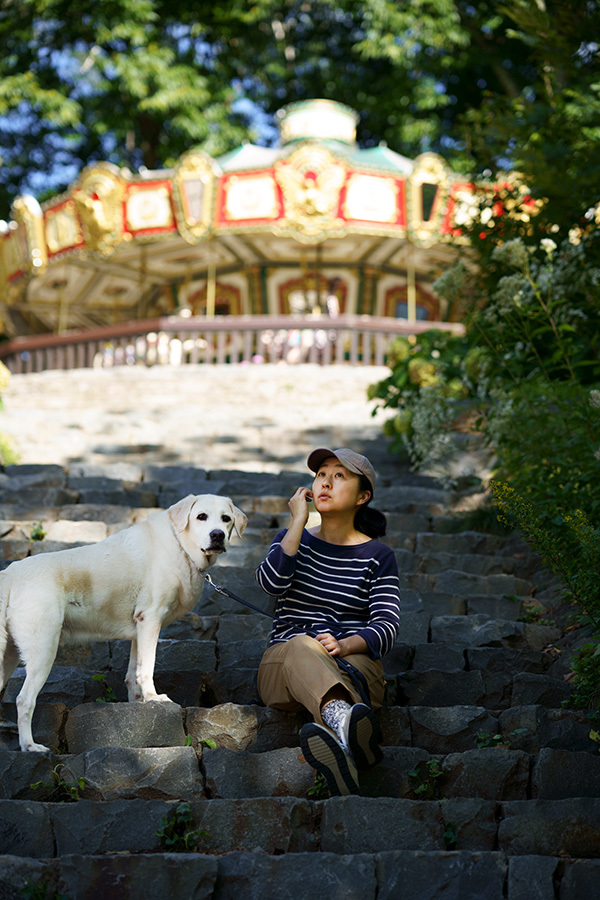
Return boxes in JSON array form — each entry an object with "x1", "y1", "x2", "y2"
[
  {"x1": 134, "y1": 613, "x2": 172, "y2": 702},
  {"x1": 125, "y1": 639, "x2": 143, "y2": 701}
]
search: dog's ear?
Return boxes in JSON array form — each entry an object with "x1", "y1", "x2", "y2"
[
  {"x1": 168, "y1": 494, "x2": 197, "y2": 533},
  {"x1": 229, "y1": 502, "x2": 248, "y2": 539}
]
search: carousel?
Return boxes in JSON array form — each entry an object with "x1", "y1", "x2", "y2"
[{"x1": 0, "y1": 99, "x2": 487, "y2": 338}]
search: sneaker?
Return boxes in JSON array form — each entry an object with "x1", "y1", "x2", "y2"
[
  {"x1": 343, "y1": 703, "x2": 383, "y2": 772},
  {"x1": 300, "y1": 722, "x2": 360, "y2": 796}
]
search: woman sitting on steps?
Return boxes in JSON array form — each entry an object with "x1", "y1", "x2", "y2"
[{"x1": 255, "y1": 447, "x2": 401, "y2": 796}]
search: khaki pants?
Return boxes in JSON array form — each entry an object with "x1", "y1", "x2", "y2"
[{"x1": 257, "y1": 633, "x2": 385, "y2": 726}]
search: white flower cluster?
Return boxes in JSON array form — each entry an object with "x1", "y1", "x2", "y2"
[{"x1": 589, "y1": 389, "x2": 600, "y2": 409}]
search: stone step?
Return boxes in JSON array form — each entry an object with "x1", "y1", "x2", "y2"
[
  {"x1": 7, "y1": 741, "x2": 596, "y2": 805},
  {"x1": 3, "y1": 849, "x2": 600, "y2": 900},
  {"x1": 3, "y1": 701, "x2": 594, "y2": 758},
  {"x1": 2, "y1": 795, "x2": 600, "y2": 858}
]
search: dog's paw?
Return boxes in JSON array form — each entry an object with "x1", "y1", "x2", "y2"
[
  {"x1": 22, "y1": 741, "x2": 51, "y2": 753},
  {"x1": 143, "y1": 692, "x2": 174, "y2": 703}
]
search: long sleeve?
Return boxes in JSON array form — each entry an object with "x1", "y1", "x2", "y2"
[
  {"x1": 255, "y1": 530, "x2": 297, "y2": 596},
  {"x1": 354, "y1": 548, "x2": 400, "y2": 658}
]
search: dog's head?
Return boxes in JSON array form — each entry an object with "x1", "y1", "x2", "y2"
[{"x1": 168, "y1": 494, "x2": 248, "y2": 569}]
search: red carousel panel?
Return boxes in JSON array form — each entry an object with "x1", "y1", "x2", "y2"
[
  {"x1": 123, "y1": 180, "x2": 177, "y2": 236},
  {"x1": 216, "y1": 170, "x2": 284, "y2": 226}
]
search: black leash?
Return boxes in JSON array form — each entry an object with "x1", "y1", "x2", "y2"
[{"x1": 203, "y1": 572, "x2": 372, "y2": 707}]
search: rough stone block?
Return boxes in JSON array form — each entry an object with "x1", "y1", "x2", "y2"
[
  {"x1": 397, "y1": 670, "x2": 487, "y2": 708},
  {"x1": 430, "y1": 615, "x2": 525, "y2": 649},
  {"x1": 57, "y1": 853, "x2": 218, "y2": 900},
  {"x1": 382, "y1": 643, "x2": 414, "y2": 676},
  {"x1": 4, "y1": 667, "x2": 103, "y2": 705},
  {"x1": 440, "y1": 749, "x2": 529, "y2": 801},
  {"x1": 62, "y1": 746, "x2": 203, "y2": 801},
  {"x1": 498, "y1": 706, "x2": 597, "y2": 754},
  {"x1": 191, "y1": 797, "x2": 318, "y2": 853},
  {"x1": 219, "y1": 639, "x2": 268, "y2": 670},
  {"x1": 467, "y1": 595, "x2": 524, "y2": 620},
  {"x1": 0, "y1": 751, "x2": 61, "y2": 800},
  {"x1": 375, "y1": 850, "x2": 506, "y2": 900},
  {"x1": 440, "y1": 798, "x2": 497, "y2": 850},
  {"x1": 522, "y1": 623, "x2": 562, "y2": 651},
  {"x1": 396, "y1": 610, "x2": 430, "y2": 644},
  {"x1": 201, "y1": 667, "x2": 261, "y2": 706},
  {"x1": 0, "y1": 800, "x2": 54, "y2": 857},
  {"x1": 204, "y1": 746, "x2": 311, "y2": 798},
  {"x1": 499, "y1": 799, "x2": 600, "y2": 856},
  {"x1": 199, "y1": 571, "x2": 273, "y2": 616},
  {"x1": 65, "y1": 700, "x2": 186, "y2": 753},
  {"x1": 560, "y1": 859, "x2": 600, "y2": 900},
  {"x1": 215, "y1": 850, "x2": 377, "y2": 900},
  {"x1": 511, "y1": 673, "x2": 572, "y2": 708},
  {"x1": 216, "y1": 613, "x2": 272, "y2": 642},
  {"x1": 360, "y1": 748, "x2": 430, "y2": 798},
  {"x1": 58, "y1": 503, "x2": 136, "y2": 524},
  {"x1": 506, "y1": 855, "x2": 560, "y2": 900},
  {"x1": 54, "y1": 641, "x2": 113, "y2": 669},
  {"x1": 467, "y1": 647, "x2": 550, "y2": 676},
  {"x1": 51, "y1": 798, "x2": 170, "y2": 855},
  {"x1": 412, "y1": 644, "x2": 464, "y2": 672},
  {"x1": 409, "y1": 707, "x2": 499, "y2": 754},
  {"x1": 185, "y1": 703, "x2": 304, "y2": 753},
  {"x1": 0, "y1": 855, "x2": 55, "y2": 900},
  {"x1": 44, "y1": 519, "x2": 108, "y2": 543},
  {"x1": 378, "y1": 707, "x2": 412, "y2": 747},
  {"x1": 320, "y1": 797, "x2": 444, "y2": 853},
  {"x1": 532, "y1": 748, "x2": 600, "y2": 800},
  {"x1": 0, "y1": 702, "x2": 66, "y2": 753},
  {"x1": 161, "y1": 613, "x2": 218, "y2": 641}
]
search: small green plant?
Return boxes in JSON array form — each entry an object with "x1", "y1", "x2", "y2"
[
  {"x1": 29, "y1": 522, "x2": 46, "y2": 541},
  {"x1": 443, "y1": 821, "x2": 458, "y2": 849},
  {"x1": 199, "y1": 738, "x2": 217, "y2": 749},
  {"x1": 563, "y1": 643, "x2": 600, "y2": 712},
  {"x1": 30, "y1": 764, "x2": 85, "y2": 803},
  {"x1": 306, "y1": 771, "x2": 331, "y2": 800},
  {"x1": 408, "y1": 758, "x2": 442, "y2": 800},
  {"x1": 156, "y1": 801, "x2": 209, "y2": 852},
  {"x1": 184, "y1": 734, "x2": 193, "y2": 746},
  {"x1": 476, "y1": 729, "x2": 528, "y2": 749},
  {"x1": 20, "y1": 880, "x2": 70, "y2": 900},
  {"x1": 92, "y1": 673, "x2": 118, "y2": 702}
]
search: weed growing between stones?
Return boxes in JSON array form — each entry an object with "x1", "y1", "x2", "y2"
[
  {"x1": 408, "y1": 759, "x2": 442, "y2": 800},
  {"x1": 20, "y1": 880, "x2": 70, "y2": 900},
  {"x1": 443, "y1": 821, "x2": 457, "y2": 850},
  {"x1": 92, "y1": 673, "x2": 117, "y2": 702},
  {"x1": 30, "y1": 764, "x2": 85, "y2": 802},
  {"x1": 29, "y1": 522, "x2": 46, "y2": 541},
  {"x1": 156, "y1": 802, "x2": 209, "y2": 852},
  {"x1": 306, "y1": 771, "x2": 331, "y2": 800},
  {"x1": 476, "y1": 729, "x2": 528, "y2": 750}
]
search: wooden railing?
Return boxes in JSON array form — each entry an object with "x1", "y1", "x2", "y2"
[{"x1": 0, "y1": 315, "x2": 465, "y2": 373}]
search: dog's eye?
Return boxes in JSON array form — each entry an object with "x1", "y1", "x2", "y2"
[
  {"x1": 196, "y1": 513, "x2": 208, "y2": 521},
  {"x1": 221, "y1": 515, "x2": 231, "y2": 523}
]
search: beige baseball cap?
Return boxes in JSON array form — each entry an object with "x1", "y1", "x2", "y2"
[{"x1": 307, "y1": 447, "x2": 377, "y2": 492}]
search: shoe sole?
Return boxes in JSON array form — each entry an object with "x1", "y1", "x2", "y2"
[
  {"x1": 347, "y1": 704, "x2": 383, "y2": 771},
  {"x1": 300, "y1": 725, "x2": 359, "y2": 796}
]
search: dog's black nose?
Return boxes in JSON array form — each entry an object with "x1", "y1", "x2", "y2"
[{"x1": 209, "y1": 529, "x2": 225, "y2": 543}]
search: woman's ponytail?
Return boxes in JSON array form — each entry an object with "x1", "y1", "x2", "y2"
[{"x1": 354, "y1": 474, "x2": 387, "y2": 538}]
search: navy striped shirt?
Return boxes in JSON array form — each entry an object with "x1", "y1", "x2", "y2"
[{"x1": 255, "y1": 529, "x2": 400, "y2": 659}]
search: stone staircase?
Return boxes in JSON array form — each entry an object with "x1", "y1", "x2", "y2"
[{"x1": 0, "y1": 459, "x2": 599, "y2": 900}]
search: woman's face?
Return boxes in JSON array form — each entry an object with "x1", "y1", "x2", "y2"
[{"x1": 311, "y1": 456, "x2": 371, "y2": 514}]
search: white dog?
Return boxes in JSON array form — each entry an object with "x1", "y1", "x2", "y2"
[{"x1": 0, "y1": 494, "x2": 247, "y2": 751}]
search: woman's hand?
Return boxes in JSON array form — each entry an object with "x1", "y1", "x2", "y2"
[
  {"x1": 315, "y1": 633, "x2": 369, "y2": 658},
  {"x1": 288, "y1": 487, "x2": 312, "y2": 527},
  {"x1": 315, "y1": 632, "x2": 342, "y2": 656},
  {"x1": 280, "y1": 487, "x2": 313, "y2": 556}
]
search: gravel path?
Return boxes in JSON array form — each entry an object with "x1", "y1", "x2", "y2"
[{"x1": 0, "y1": 364, "x2": 391, "y2": 473}]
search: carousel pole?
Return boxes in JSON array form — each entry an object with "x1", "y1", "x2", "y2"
[{"x1": 206, "y1": 242, "x2": 216, "y2": 318}]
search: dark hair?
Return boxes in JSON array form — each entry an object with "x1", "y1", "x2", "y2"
[{"x1": 354, "y1": 474, "x2": 387, "y2": 539}]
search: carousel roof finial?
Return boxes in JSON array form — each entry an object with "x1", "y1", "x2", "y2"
[{"x1": 277, "y1": 99, "x2": 359, "y2": 146}]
